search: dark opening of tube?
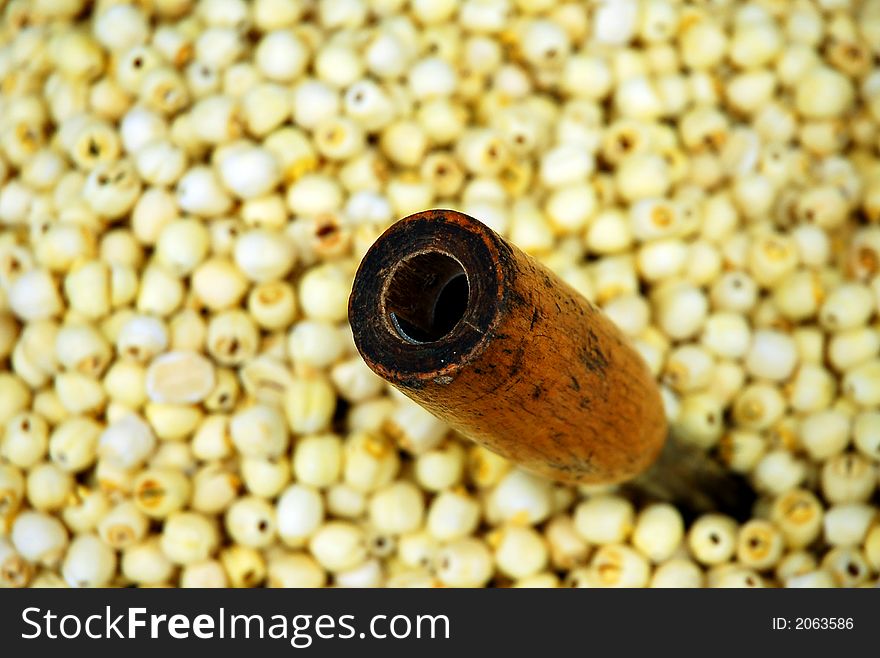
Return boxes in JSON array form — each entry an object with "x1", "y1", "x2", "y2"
[{"x1": 384, "y1": 252, "x2": 470, "y2": 344}]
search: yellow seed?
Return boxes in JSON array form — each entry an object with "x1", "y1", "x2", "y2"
[
  {"x1": 285, "y1": 156, "x2": 319, "y2": 182},
  {"x1": 1, "y1": 554, "x2": 32, "y2": 588}
]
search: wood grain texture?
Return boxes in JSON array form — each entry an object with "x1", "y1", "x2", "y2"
[{"x1": 349, "y1": 209, "x2": 667, "y2": 485}]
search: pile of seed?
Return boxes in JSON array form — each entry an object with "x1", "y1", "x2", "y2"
[{"x1": 1, "y1": 0, "x2": 879, "y2": 588}]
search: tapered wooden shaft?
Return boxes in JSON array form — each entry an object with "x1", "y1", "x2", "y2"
[
  {"x1": 349, "y1": 209, "x2": 756, "y2": 517},
  {"x1": 349, "y1": 209, "x2": 667, "y2": 485}
]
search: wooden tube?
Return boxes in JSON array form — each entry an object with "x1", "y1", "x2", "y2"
[
  {"x1": 349, "y1": 210, "x2": 754, "y2": 515},
  {"x1": 349, "y1": 209, "x2": 666, "y2": 485}
]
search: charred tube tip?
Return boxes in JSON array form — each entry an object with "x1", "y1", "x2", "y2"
[{"x1": 349, "y1": 209, "x2": 508, "y2": 387}]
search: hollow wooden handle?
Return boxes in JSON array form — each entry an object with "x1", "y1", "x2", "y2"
[{"x1": 349, "y1": 209, "x2": 667, "y2": 485}]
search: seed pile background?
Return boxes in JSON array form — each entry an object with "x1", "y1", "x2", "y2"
[{"x1": 1, "y1": 0, "x2": 880, "y2": 588}]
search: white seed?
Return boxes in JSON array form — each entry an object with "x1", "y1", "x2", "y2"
[
  {"x1": 133, "y1": 468, "x2": 191, "y2": 518},
  {"x1": 83, "y1": 160, "x2": 141, "y2": 219},
  {"x1": 309, "y1": 521, "x2": 367, "y2": 572},
  {"x1": 745, "y1": 329, "x2": 798, "y2": 381},
  {"x1": 155, "y1": 219, "x2": 210, "y2": 276},
  {"x1": 799, "y1": 410, "x2": 850, "y2": 461},
  {"x1": 336, "y1": 557, "x2": 385, "y2": 588},
  {"x1": 754, "y1": 449, "x2": 807, "y2": 496},
  {"x1": 98, "y1": 413, "x2": 156, "y2": 470},
  {"x1": 230, "y1": 404, "x2": 289, "y2": 460},
  {"x1": 219, "y1": 545, "x2": 266, "y2": 587},
  {"x1": 161, "y1": 511, "x2": 219, "y2": 565},
  {"x1": 190, "y1": 95, "x2": 242, "y2": 144},
  {"x1": 218, "y1": 144, "x2": 281, "y2": 199},
  {"x1": 8, "y1": 269, "x2": 62, "y2": 321},
  {"x1": 144, "y1": 402, "x2": 202, "y2": 441},
  {"x1": 122, "y1": 539, "x2": 174, "y2": 585},
  {"x1": 98, "y1": 501, "x2": 149, "y2": 549},
  {"x1": 190, "y1": 464, "x2": 238, "y2": 514},
  {"x1": 133, "y1": 138, "x2": 187, "y2": 185},
  {"x1": 2, "y1": 413, "x2": 49, "y2": 468},
  {"x1": 821, "y1": 452, "x2": 876, "y2": 504},
  {"x1": 414, "y1": 443, "x2": 465, "y2": 493},
  {"x1": 426, "y1": 490, "x2": 480, "y2": 542},
  {"x1": 116, "y1": 314, "x2": 168, "y2": 362},
  {"x1": 344, "y1": 431, "x2": 400, "y2": 494},
  {"x1": 176, "y1": 166, "x2": 232, "y2": 216},
  {"x1": 592, "y1": 0, "x2": 638, "y2": 45},
  {"x1": 277, "y1": 484, "x2": 324, "y2": 546},
  {"x1": 487, "y1": 469, "x2": 553, "y2": 526},
  {"x1": 775, "y1": 550, "x2": 816, "y2": 582},
  {"x1": 821, "y1": 547, "x2": 870, "y2": 587},
  {"x1": 131, "y1": 188, "x2": 177, "y2": 245},
  {"x1": 241, "y1": 456, "x2": 289, "y2": 499},
  {"x1": 843, "y1": 359, "x2": 880, "y2": 407},
  {"x1": 654, "y1": 282, "x2": 707, "y2": 340},
  {"x1": 492, "y1": 525, "x2": 548, "y2": 580},
  {"x1": 732, "y1": 383, "x2": 785, "y2": 430},
  {"x1": 820, "y1": 283, "x2": 875, "y2": 332},
  {"x1": 62, "y1": 533, "x2": 117, "y2": 588},
  {"x1": 93, "y1": 5, "x2": 149, "y2": 51},
  {"x1": 408, "y1": 57, "x2": 457, "y2": 100},
  {"x1": 11, "y1": 511, "x2": 68, "y2": 566},
  {"x1": 292, "y1": 433, "x2": 343, "y2": 487},
  {"x1": 315, "y1": 43, "x2": 364, "y2": 87},
  {"x1": 326, "y1": 483, "x2": 366, "y2": 520},
  {"x1": 787, "y1": 364, "x2": 836, "y2": 413},
  {"x1": 672, "y1": 392, "x2": 724, "y2": 449},
  {"x1": 26, "y1": 462, "x2": 73, "y2": 512},
  {"x1": 191, "y1": 258, "x2": 248, "y2": 311},
  {"x1": 616, "y1": 153, "x2": 671, "y2": 202},
  {"x1": 256, "y1": 30, "x2": 309, "y2": 82},
  {"x1": 589, "y1": 544, "x2": 650, "y2": 588},
  {"x1": 573, "y1": 495, "x2": 634, "y2": 545},
  {"x1": 48, "y1": 416, "x2": 101, "y2": 473},
  {"x1": 687, "y1": 514, "x2": 737, "y2": 566},
  {"x1": 327, "y1": 358, "x2": 381, "y2": 405},
  {"x1": 650, "y1": 558, "x2": 704, "y2": 588},
  {"x1": 0, "y1": 463, "x2": 25, "y2": 518},
  {"x1": 368, "y1": 481, "x2": 424, "y2": 536},
  {"x1": 865, "y1": 526, "x2": 880, "y2": 573},
  {"x1": 236, "y1": 355, "x2": 292, "y2": 407},
  {"x1": 664, "y1": 345, "x2": 715, "y2": 393},
  {"x1": 233, "y1": 228, "x2": 296, "y2": 282},
  {"x1": 771, "y1": 489, "x2": 823, "y2": 549},
  {"x1": 795, "y1": 66, "x2": 854, "y2": 119},
  {"x1": 735, "y1": 519, "x2": 784, "y2": 570},
  {"x1": 194, "y1": 26, "x2": 244, "y2": 70},
  {"x1": 267, "y1": 552, "x2": 326, "y2": 588},
  {"x1": 521, "y1": 19, "x2": 570, "y2": 67},
  {"x1": 823, "y1": 503, "x2": 875, "y2": 547},
  {"x1": 853, "y1": 412, "x2": 880, "y2": 459},
  {"x1": 435, "y1": 537, "x2": 493, "y2": 588},
  {"x1": 226, "y1": 495, "x2": 276, "y2": 548},
  {"x1": 206, "y1": 310, "x2": 259, "y2": 366},
  {"x1": 828, "y1": 328, "x2": 880, "y2": 373},
  {"x1": 283, "y1": 375, "x2": 336, "y2": 435},
  {"x1": 632, "y1": 503, "x2": 684, "y2": 563},
  {"x1": 136, "y1": 263, "x2": 184, "y2": 317},
  {"x1": 700, "y1": 312, "x2": 751, "y2": 359},
  {"x1": 146, "y1": 351, "x2": 216, "y2": 404}
]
